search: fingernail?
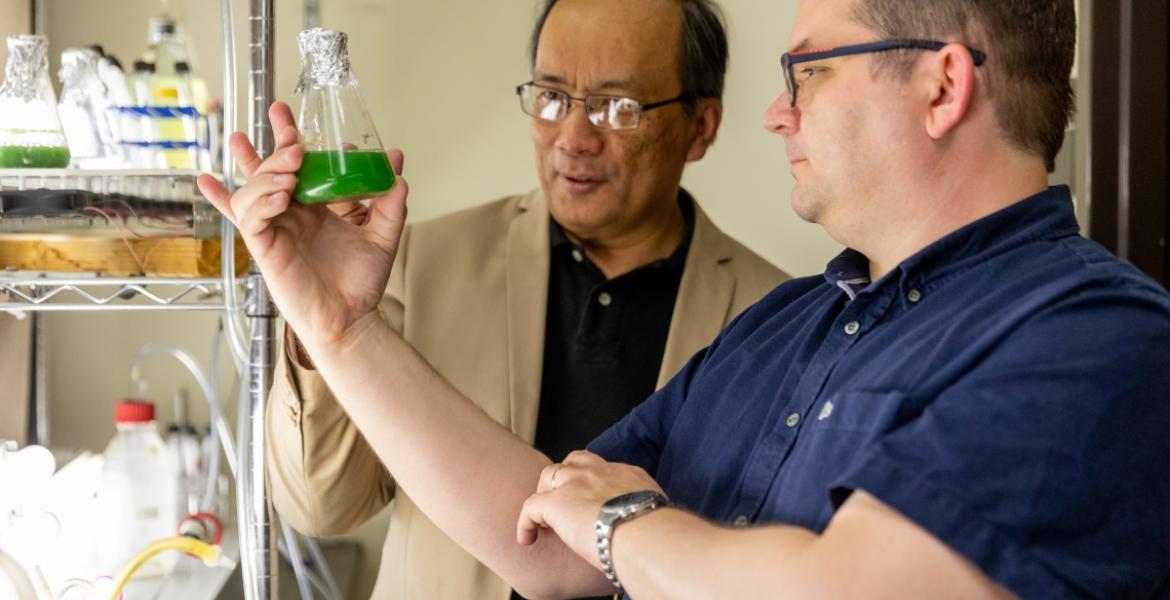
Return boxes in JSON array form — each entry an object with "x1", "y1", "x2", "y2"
[{"x1": 274, "y1": 174, "x2": 293, "y2": 185}]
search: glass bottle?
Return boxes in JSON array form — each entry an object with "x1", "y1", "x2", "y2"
[
  {"x1": 0, "y1": 35, "x2": 70, "y2": 168},
  {"x1": 293, "y1": 27, "x2": 395, "y2": 205}
]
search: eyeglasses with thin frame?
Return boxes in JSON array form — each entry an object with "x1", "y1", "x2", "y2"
[
  {"x1": 515, "y1": 81, "x2": 692, "y2": 131},
  {"x1": 780, "y1": 39, "x2": 988, "y2": 108}
]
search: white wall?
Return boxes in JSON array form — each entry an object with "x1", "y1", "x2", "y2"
[
  {"x1": 40, "y1": 1, "x2": 827, "y2": 597},
  {"x1": 0, "y1": 0, "x2": 30, "y2": 68}
]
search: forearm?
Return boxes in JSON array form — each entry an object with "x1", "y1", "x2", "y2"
[
  {"x1": 609, "y1": 494, "x2": 1015, "y2": 600},
  {"x1": 611, "y1": 508, "x2": 821, "y2": 599},
  {"x1": 309, "y1": 312, "x2": 604, "y2": 596}
]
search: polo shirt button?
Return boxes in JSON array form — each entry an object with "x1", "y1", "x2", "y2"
[
  {"x1": 786, "y1": 412, "x2": 801, "y2": 428},
  {"x1": 571, "y1": 249, "x2": 585, "y2": 263},
  {"x1": 844, "y1": 321, "x2": 861, "y2": 335},
  {"x1": 598, "y1": 292, "x2": 613, "y2": 307},
  {"x1": 734, "y1": 515, "x2": 749, "y2": 528},
  {"x1": 907, "y1": 289, "x2": 922, "y2": 303}
]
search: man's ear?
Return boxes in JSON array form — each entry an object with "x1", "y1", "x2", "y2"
[
  {"x1": 923, "y1": 43, "x2": 977, "y2": 140},
  {"x1": 686, "y1": 98, "x2": 723, "y2": 162}
]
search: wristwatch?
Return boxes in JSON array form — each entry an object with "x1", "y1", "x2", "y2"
[{"x1": 595, "y1": 490, "x2": 670, "y2": 591}]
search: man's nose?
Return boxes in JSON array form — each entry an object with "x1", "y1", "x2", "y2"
[
  {"x1": 555, "y1": 101, "x2": 604, "y2": 156},
  {"x1": 764, "y1": 92, "x2": 800, "y2": 137}
]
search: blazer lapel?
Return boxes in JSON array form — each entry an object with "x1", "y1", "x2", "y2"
[
  {"x1": 505, "y1": 190, "x2": 551, "y2": 443},
  {"x1": 657, "y1": 200, "x2": 735, "y2": 388}
]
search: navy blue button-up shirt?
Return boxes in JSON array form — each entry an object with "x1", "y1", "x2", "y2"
[{"x1": 590, "y1": 187, "x2": 1170, "y2": 599}]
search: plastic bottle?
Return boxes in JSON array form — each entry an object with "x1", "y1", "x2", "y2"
[
  {"x1": 293, "y1": 28, "x2": 395, "y2": 204},
  {"x1": 140, "y1": 16, "x2": 208, "y2": 168},
  {"x1": 91, "y1": 48, "x2": 139, "y2": 167},
  {"x1": 174, "y1": 61, "x2": 201, "y2": 169},
  {"x1": 166, "y1": 388, "x2": 204, "y2": 517},
  {"x1": 166, "y1": 422, "x2": 202, "y2": 516},
  {"x1": 131, "y1": 60, "x2": 163, "y2": 168},
  {"x1": 96, "y1": 400, "x2": 180, "y2": 577}
]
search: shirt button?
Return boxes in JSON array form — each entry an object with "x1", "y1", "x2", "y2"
[
  {"x1": 907, "y1": 289, "x2": 922, "y2": 303},
  {"x1": 571, "y1": 249, "x2": 584, "y2": 263},
  {"x1": 786, "y1": 412, "x2": 801, "y2": 428},
  {"x1": 844, "y1": 321, "x2": 861, "y2": 335},
  {"x1": 598, "y1": 292, "x2": 613, "y2": 307},
  {"x1": 734, "y1": 515, "x2": 749, "y2": 528}
]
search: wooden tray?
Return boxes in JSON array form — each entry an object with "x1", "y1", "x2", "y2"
[{"x1": 0, "y1": 236, "x2": 250, "y2": 276}]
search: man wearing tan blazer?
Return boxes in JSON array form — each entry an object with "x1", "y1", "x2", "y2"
[{"x1": 259, "y1": 0, "x2": 786, "y2": 598}]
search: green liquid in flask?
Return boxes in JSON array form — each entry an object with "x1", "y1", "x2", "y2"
[
  {"x1": 294, "y1": 150, "x2": 395, "y2": 205},
  {"x1": 0, "y1": 145, "x2": 71, "y2": 168}
]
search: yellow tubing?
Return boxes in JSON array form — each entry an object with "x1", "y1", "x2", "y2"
[{"x1": 108, "y1": 536, "x2": 220, "y2": 600}]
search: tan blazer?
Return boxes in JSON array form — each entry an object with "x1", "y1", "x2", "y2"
[{"x1": 268, "y1": 189, "x2": 787, "y2": 599}]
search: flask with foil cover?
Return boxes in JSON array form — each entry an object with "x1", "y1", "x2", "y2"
[
  {"x1": 0, "y1": 35, "x2": 70, "y2": 168},
  {"x1": 293, "y1": 27, "x2": 395, "y2": 205}
]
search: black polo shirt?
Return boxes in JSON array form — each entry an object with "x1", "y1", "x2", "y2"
[{"x1": 533, "y1": 194, "x2": 695, "y2": 464}]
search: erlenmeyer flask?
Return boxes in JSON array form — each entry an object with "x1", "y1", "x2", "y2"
[
  {"x1": 293, "y1": 28, "x2": 395, "y2": 205},
  {"x1": 0, "y1": 35, "x2": 70, "y2": 168},
  {"x1": 57, "y1": 47, "x2": 120, "y2": 168}
]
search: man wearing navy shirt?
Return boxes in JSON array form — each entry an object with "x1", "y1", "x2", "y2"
[{"x1": 203, "y1": 0, "x2": 1170, "y2": 597}]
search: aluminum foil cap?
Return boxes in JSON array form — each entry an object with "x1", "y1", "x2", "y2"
[
  {"x1": 58, "y1": 48, "x2": 106, "y2": 97},
  {"x1": 296, "y1": 27, "x2": 351, "y2": 91},
  {"x1": 2, "y1": 35, "x2": 50, "y2": 102}
]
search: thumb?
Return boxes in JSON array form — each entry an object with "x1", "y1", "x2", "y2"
[
  {"x1": 365, "y1": 175, "x2": 408, "y2": 257},
  {"x1": 363, "y1": 148, "x2": 408, "y2": 253}
]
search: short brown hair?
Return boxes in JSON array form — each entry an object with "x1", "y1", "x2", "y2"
[{"x1": 852, "y1": 0, "x2": 1076, "y2": 172}]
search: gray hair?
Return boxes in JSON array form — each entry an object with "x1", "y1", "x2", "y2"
[{"x1": 527, "y1": 0, "x2": 729, "y2": 108}]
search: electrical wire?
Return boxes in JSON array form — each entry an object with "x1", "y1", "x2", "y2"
[
  {"x1": 79, "y1": 206, "x2": 149, "y2": 273},
  {"x1": 106, "y1": 537, "x2": 220, "y2": 600}
]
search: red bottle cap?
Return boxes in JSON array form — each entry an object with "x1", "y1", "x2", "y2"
[{"x1": 114, "y1": 400, "x2": 156, "y2": 424}]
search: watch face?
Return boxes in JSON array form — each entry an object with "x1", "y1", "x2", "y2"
[{"x1": 602, "y1": 491, "x2": 660, "y2": 514}]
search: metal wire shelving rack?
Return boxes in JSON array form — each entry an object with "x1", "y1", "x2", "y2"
[{"x1": 0, "y1": 1, "x2": 281, "y2": 598}]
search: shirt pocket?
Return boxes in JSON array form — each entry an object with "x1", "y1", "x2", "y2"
[
  {"x1": 769, "y1": 390, "x2": 912, "y2": 531},
  {"x1": 805, "y1": 390, "x2": 912, "y2": 437}
]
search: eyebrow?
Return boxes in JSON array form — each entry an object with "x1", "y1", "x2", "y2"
[
  {"x1": 532, "y1": 71, "x2": 636, "y2": 94},
  {"x1": 790, "y1": 38, "x2": 812, "y2": 53}
]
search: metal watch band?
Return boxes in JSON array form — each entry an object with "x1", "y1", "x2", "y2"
[{"x1": 595, "y1": 491, "x2": 669, "y2": 591}]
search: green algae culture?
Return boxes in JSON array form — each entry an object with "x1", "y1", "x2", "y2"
[
  {"x1": 293, "y1": 150, "x2": 395, "y2": 205},
  {"x1": 0, "y1": 144, "x2": 70, "y2": 168}
]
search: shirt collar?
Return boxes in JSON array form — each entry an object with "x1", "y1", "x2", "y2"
[
  {"x1": 824, "y1": 186, "x2": 1082, "y2": 298},
  {"x1": 549, "y1": 189, "x2": 696, "y2": 277}
]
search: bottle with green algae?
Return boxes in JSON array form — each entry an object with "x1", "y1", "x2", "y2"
[
  {"x1": 292, "y1": 27, "x2": 394, "y2": 204},
  {"x1": 0, "y1": 35, "x2": 71, "y2": 168}
]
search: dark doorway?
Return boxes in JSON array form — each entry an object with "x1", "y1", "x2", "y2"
[{"x1": 1088, "y1": 0, "x2": 1170, "y2": 288}]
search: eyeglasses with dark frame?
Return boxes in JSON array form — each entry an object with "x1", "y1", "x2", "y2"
[
  {"x1": 515, "y1": 81, "x2": 692, "y2": 131},
  {"x1": 780, "y1": 39, "x2": 988, "y2": 108}
]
